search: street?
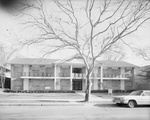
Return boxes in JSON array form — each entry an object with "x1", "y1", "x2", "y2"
[{"x1": 0, "y1": 105, "x2": 150, "y2": 120}]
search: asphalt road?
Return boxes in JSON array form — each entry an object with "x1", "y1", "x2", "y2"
[{"x1": 0, "y1": 105, "x2": 150, "y2": 120}]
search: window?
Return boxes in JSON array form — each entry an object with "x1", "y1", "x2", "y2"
[
  {"x1": 143, "y1": 92, "x2": 150, "y2": 96},
  {"x1": 72, "y1": 68, "x2": 82, "y2": 73},
  {"x1": 129, "y1": 91, "x2": 143, "y2": 96}
]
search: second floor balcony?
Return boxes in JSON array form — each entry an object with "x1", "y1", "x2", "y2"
[
  {"x1": 13, "y1": 72, "x2": 54, "y2": 77},
  {"x1": 12, "y1": 72, "x2": 133, "y2": 79},
  {"x1": 59, "y1": 73, "x2": 70, "y2": 77},
  {"x1": 103, "y1": 73, "x2": 132, "y2": 78}
]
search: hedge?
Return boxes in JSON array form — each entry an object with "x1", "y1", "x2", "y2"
[
  {"x1": 3, "y1": 89, "x2": 135, "y2": 93},
  {"x1": 3, "y1": 89, "x2": 76, "y2": 93},
  {"x1": 91, "y1": 90, "x2": 135, "y2": 93}
]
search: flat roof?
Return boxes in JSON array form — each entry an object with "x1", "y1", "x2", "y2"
[{"x1": 9, "y1": 58, "x2": 138, "y2": 68}]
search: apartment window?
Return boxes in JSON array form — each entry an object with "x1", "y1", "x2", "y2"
[{"x1": 73, "y1": 68, "x2": 82, "y2": 73}]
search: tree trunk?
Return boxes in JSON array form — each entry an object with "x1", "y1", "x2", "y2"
[{"x1": 84, "y1": 74, "x2": 92, "y2": 102}]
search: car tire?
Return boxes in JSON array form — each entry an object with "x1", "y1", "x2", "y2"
[
  {"x1": 128, "y1": 100, "x2": 136, "y2": 108},
  {"x1": 117, "y1": 103, "x2": 123, "y2": 106}
]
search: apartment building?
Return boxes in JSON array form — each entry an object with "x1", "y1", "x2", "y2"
[{"x1": 9, "y1": 57, "x2": 137, "y2": 91}]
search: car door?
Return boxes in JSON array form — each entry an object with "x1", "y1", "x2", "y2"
[{"x1": 140, "y1": 92, "x2": 150, "y2": 105}]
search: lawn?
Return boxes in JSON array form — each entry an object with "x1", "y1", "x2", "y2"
[{"x1": 0, "y1": 93, "x2": 85, "y2": 100}]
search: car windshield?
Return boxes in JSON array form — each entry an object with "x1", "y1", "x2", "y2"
[{"x1": 129, "y1": 91, "x2": 143, "y2": 96}]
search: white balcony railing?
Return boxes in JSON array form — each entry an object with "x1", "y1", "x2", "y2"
[
  {"x1": 59, "y1": 73, "x2": 70, "y2": 77},
  {"x1": 14, "y1": 72, "x2": 54, "y2": 77},
  {"x1": 103, "y1": 74, "x2": 132, "y2": 78},
  {"x1": 13, "y1": 72, "x2": 132, "y2": 79},
  {"x1": 73, "y1": 73, "x2": 85, "y2": 78}
]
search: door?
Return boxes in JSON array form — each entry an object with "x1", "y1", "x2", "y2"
[
  {"x1": 140, "y1": 92, "x2": 150, "y2": 105},
  {"x1": 73, "y1": 79, "x2": 82, "y2": 90}
]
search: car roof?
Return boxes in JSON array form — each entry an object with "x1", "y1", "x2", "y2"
[
  {"x1": 132, "y1": 90, "x2": 150, "y2": 92},
  {"x1": 143, "y1": 90, "x2": 150, "y2": 92},
  {"x1": 134, "y1": 90, "x2": 150, "y2": 92}
]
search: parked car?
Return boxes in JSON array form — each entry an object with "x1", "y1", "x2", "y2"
[{"x1": 112, "y1": 90, "x2": 150, "y2": 108}]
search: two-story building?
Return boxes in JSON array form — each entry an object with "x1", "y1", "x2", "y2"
[{"x1": 9, "y1": 57, "x2": 138, "y2": 91}]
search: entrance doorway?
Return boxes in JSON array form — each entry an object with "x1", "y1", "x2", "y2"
[{"x1": 73, "y1": 79, "x2": 82, "y2": 90}]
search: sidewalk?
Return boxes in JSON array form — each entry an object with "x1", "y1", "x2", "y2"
[{"x1": 0, "y1": 89, "x2": 113, "y2": 106}]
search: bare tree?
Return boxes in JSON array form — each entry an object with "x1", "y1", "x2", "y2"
[
  {"x1": 136, "y1": 46, "x2": 150, "y2": 81},
  {"x1": 17, "y1": 0, "x2": 150, "y2": 102},
  {"x1": 102, "y1": 43, "x2": 126, "y2": 61},
  {"x1": 137, "y1": 47, "x2": 150, "y2": 61}
]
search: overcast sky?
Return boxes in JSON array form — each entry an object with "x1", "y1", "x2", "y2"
[{"x1": 0, "y1": 1, "x2": 150, "y2": 67}]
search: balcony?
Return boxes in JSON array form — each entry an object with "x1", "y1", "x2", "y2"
[
  {"x1": 91, "y1": 73, "x2": 101, "y2": 77},
  {"x1": 13, "y1": 72, "x2": 54, "y2": 77},
  {"x1": 103, "y1": 74, "x2": 132, "y2": 78},
  {"x1": 59, "y1": 73, "x2": 70, "y2": 77},
  {"x1": 73, "y1": 73, "x2": 85, "y2": 78},
  {"x1": 13, "y1": 72, "x2": 133, "y2": 79}
]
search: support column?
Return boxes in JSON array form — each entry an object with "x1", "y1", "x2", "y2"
[
  {"x1": 23, "y1": 78, "x2": 29, "y2": 90},
  {"x1": 56, "y1": 66, "x2": 60, "y2": 90},
  {"x1": 23, "y1": 65, "x2": 29, "y2": 90},
  {"x1": 100, "y1": 66, "x2": 103, "y2": 90},
  {"x1": 70, "y1": 65, "x2": 72, "y2": 90},
  {"x1": 120, "y1": 68, "x2": 125, "y2": 90},
  {"x1": 85, "y1": 68, "x2": 87, "y2": 91},
  {"x1": 11, "y1": 65, "x2": 14, "y2": 90},
  {"x1": 54, "y1": 65, "x2": 56, "y2": 90},
  {"x1": 120, "y1": 80, "x2": 125, "y2": 90}
]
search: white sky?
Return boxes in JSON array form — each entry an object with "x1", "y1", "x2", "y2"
[{"x1": 0, "y1": 1, "x2": 150, "y2": 67}]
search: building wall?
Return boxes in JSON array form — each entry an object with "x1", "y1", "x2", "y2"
[
  {"x1": 11, "y1": 78, "x2": 23, "y2": 90},
  {"x1": 125, "y1": 81, "x2": 133, "y2": 90},
  {"x1": 103, "y1": 80, "x2": 120, "y2": 90},
  {"x1": 29, "y1": 79, "x2": 54, "y2": 90},
  {"x1": 60, "y1": 79, "x2": 70, "y2": 90}
]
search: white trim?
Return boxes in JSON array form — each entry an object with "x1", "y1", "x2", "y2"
[
  {"x1": 100, "y1": 66, "x2": 103, "y2": 90},
  {"x1": 54, "y1": 65, "x2": 56, "y2": 90},
  {"x1": 23, "y1": 78, "x2": 29, "y2": 90},
  {"x1": 120, "y1": 80, "x2": 125, "y2": 90},
  {"x1": 70, "y1": 65, "x2": 72, "y2": 90}
]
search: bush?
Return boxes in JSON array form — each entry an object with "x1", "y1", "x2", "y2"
[
  {"x1": 3, "y1": 89, "x2": 11, "y2": 93},
  {"x1": 91, "y1": 90, "x2": 108, "y2": 93}
]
